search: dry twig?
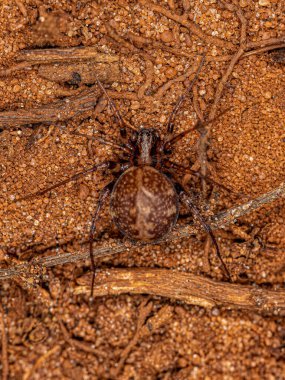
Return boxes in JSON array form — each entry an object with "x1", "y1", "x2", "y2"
[
  {"x1": 111, "y1": 298, "x2": 153, "y2": 377},
  {"x1": 138, "y1": 0, "x2": 235, "y2": 49},
  {"x1": 75, "y1": 268, "x2": 285, "y2": 315},
  {"x1": 16, "y1": 47, "x2": 119, "y2": 64},
  {"x1": 23, "y1": 345, "x2": 62, "y2": 380},
  {"x1": 0, "y1": 300, "x2": 9, "y2": 380},
  {"x1": 0, "y1": 87, "x2": 100, "y2": 129},
  {"x1": 0, "y1": 48, "x2": 119, "y2": 77},
  {"x1": 137, "y1": 59, "x2": 154, "y2": 99},
  {"x1": 0, "y1": 87, "x2": 138, "y2": 129},
  {"x1": 59, "y1": 319, "x2": 108, "y2": 358},
  {"x1": 154, "y1": 58, "x2": 200, "y2": 99}
]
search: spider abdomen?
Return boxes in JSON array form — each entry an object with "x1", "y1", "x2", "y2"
[{"x1": 110, "y1": 166, "x2": 179, "y2": 241}]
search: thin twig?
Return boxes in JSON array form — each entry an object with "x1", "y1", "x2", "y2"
[
  {"x1": 112, "y1": 298, "x2": 153, "y2": 377},
  {"x1": 58, "y1": 319, "x2": 108, "y2": 358},
  {"x1": 0, "y1": 48, "x2": 119, "y2": 77},
  {"x1": 0, "y1": 300, "x2": 9, "y2": 380},
  {"x1": 23, "y1": 345, "x2": 62, "y2": 380},
  {"x1": 138, "y1": 0, "x2": 235, "y2": 49},
  {"x1": 199, "y1": 1, "x2": 248, "y2": 196},
  {"x1": 208, "y1": 46, "x2": 244, "y2": 121},
  {"x1": 0, "y1": 182, "x2": 284, "y2": 280},
  {"x1": 15, "y1": 47, "x2": 119, "y2": 64},
  {"x1": 154, "y1": 58, "x2": 200, "y2": 99},
  {"x1": 137, "y1": 59, "x2": 154, "y2": 99}
]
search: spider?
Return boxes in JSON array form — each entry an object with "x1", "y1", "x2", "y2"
[{"x1": 20, "y1": 58, "x2": 231, "y2": 295}]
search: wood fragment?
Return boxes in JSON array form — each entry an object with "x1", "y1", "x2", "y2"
[
  {"x1": 37, "y1": 61, "x2": 121, "y2": 85},
  {"x1": 59, "y1": 319, "x2": 108, "y2": 358},
  {"x1": 16, "y1": 47, "x2": 119, "y2": 64},
  {"x1": 15, "y1": 0, "x2": 28, "y2": 17},
  {"x1": 0, "y1": 87, "x2": 101, "y2": 129},
  {"x1": 75, "y1": 268, "x2": 285, "y2": 314},
  {"x1": 0, "y1": 301, "x2": 9, "y2": 380}
]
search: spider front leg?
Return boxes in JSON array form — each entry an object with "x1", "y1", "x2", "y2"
[
  {"x1": 179, "y1": 190, "x2": 232, "y2": 281},
  {"x1": 89, "y1": 161, "x2": 131, "y2": 297},
  {"x1": 17, "y1": 161, "x2": 113, "y2": 202},
  {"x1": 96, "y1": 80, "x2": 136, "y2": 147},
  {"x1": 89, "y1": 179, "x2": 116, "y2": 298}
]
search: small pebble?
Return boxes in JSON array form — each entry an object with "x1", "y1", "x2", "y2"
[
  {"x1": 78, "y1": 183, "x2": 90, "y2": 200},
  {"x1": 212, "y1": 307, "x2": 220, "y2": 316},
  {"x1": 264, "y1": 91, "x2": 272, "y2": 99},
  {"x1": 165, "y1": 67, "x2": 177, "y2": 78},
  {"x1": 13, "y1": 84, "x2": 21, "y2": 93},
  {"x1": 239, "y1": 0, "x2": 248, "y2": 7},
  {"x1": 160, "y1": 30, "x2": 174, "y2": 43},
  {"x1": 259, "y1": 0, "x2": 270, "y2": 6},
  {"x1": 131, "y1": 101, "x2": 140, "y2": 110}
]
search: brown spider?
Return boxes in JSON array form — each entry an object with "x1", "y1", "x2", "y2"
[{"x1": 20, "y1": 58, "x2": 231, "y2": 295}]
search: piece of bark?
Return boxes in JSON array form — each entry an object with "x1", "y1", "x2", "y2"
[
  {"x1": 0, "y1": 87, "x2": 100, "y2": 129},
  {"x1": 37, "y1": 61, "x2": 121, "y2": 85},
  {"x1": 75, "y1": 268, "x2": 285, "y2": 314},
  {"x1": 0, "y1": 48, "x2": 120, "y2": 77},
  {"x1": 15, "y1": 47, "x2": 119, "y2": 64}
]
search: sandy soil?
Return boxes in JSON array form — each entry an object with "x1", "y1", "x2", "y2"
[{"x1": 0, "y1": 0, "x2": 285, "y2": 379}]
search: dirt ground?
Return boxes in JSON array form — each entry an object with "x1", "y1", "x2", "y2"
[{"x1": 0, "y1": 0, "x2": 285, "y2": 379}]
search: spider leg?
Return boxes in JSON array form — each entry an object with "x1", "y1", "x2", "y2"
[
  {"x1": 179, "y1": 190, "x2": 232, "y2": 281},
  {"x1": 165, "y1": 123, "x2": 200, "y2": 147},
  {"x1": 96, "y1": 80, "x2": 136, "y2": 140},
  {"x1": 164, "y1": 170, "x2": 231, "y2": 281},
  {"x1": 72, "y1": 131, "x2": 131, "y2": 153},
  {"x1": 17, "y1": 161, "x2": 114, "y2": 201},
  {"x1": 89, "y1": 179, "x2": 116, "y2": 298},
  {"x1": 163, "y1": 159, "x2": 235, "y2": 195},
  {"x1": 166, "y1": 54, "x2": 206, "y2": 135},
  {"x1": 89, "y1": 161, "x2": 132, "y2": 297}
]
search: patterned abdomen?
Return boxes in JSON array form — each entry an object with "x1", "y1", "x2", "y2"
[{"x1": 110, "y1": 166, "x2": 179, "y2": 241}]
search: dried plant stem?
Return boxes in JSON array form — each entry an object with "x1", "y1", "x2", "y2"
[
  {"x1": 0, "y1": 301, "x2": 9, "y2": 380},
  {"x1": 0, "y1": 48, "x2": 119, "y2": 77},
  {"x1": 0, "y1": 87, "x2": 138, "y2": 129},
  {"x1": 208, "y1": 46, "x2": 244, "y2": 120},
  {"x1": 75, "y1": 268, "x2": 285, "y2": 314},
  {"x1": 16, "y1": 47, "x2": 119, "y2": 64},
  {"x1": 0, "y1": 182, "x2": 284, "y2": 281},
  {"x1": 138, "y1": 0, "x2": 235, "y2": 49},
  {"x1": 0, "y1": 87, "x2": 100, "y2": 129},
  {"x1": 23, "y1": 345, "x2": 62, "y2": 380},
  {"x1": 112, "y1": 298, "x2": 153, "y2": 377}
]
